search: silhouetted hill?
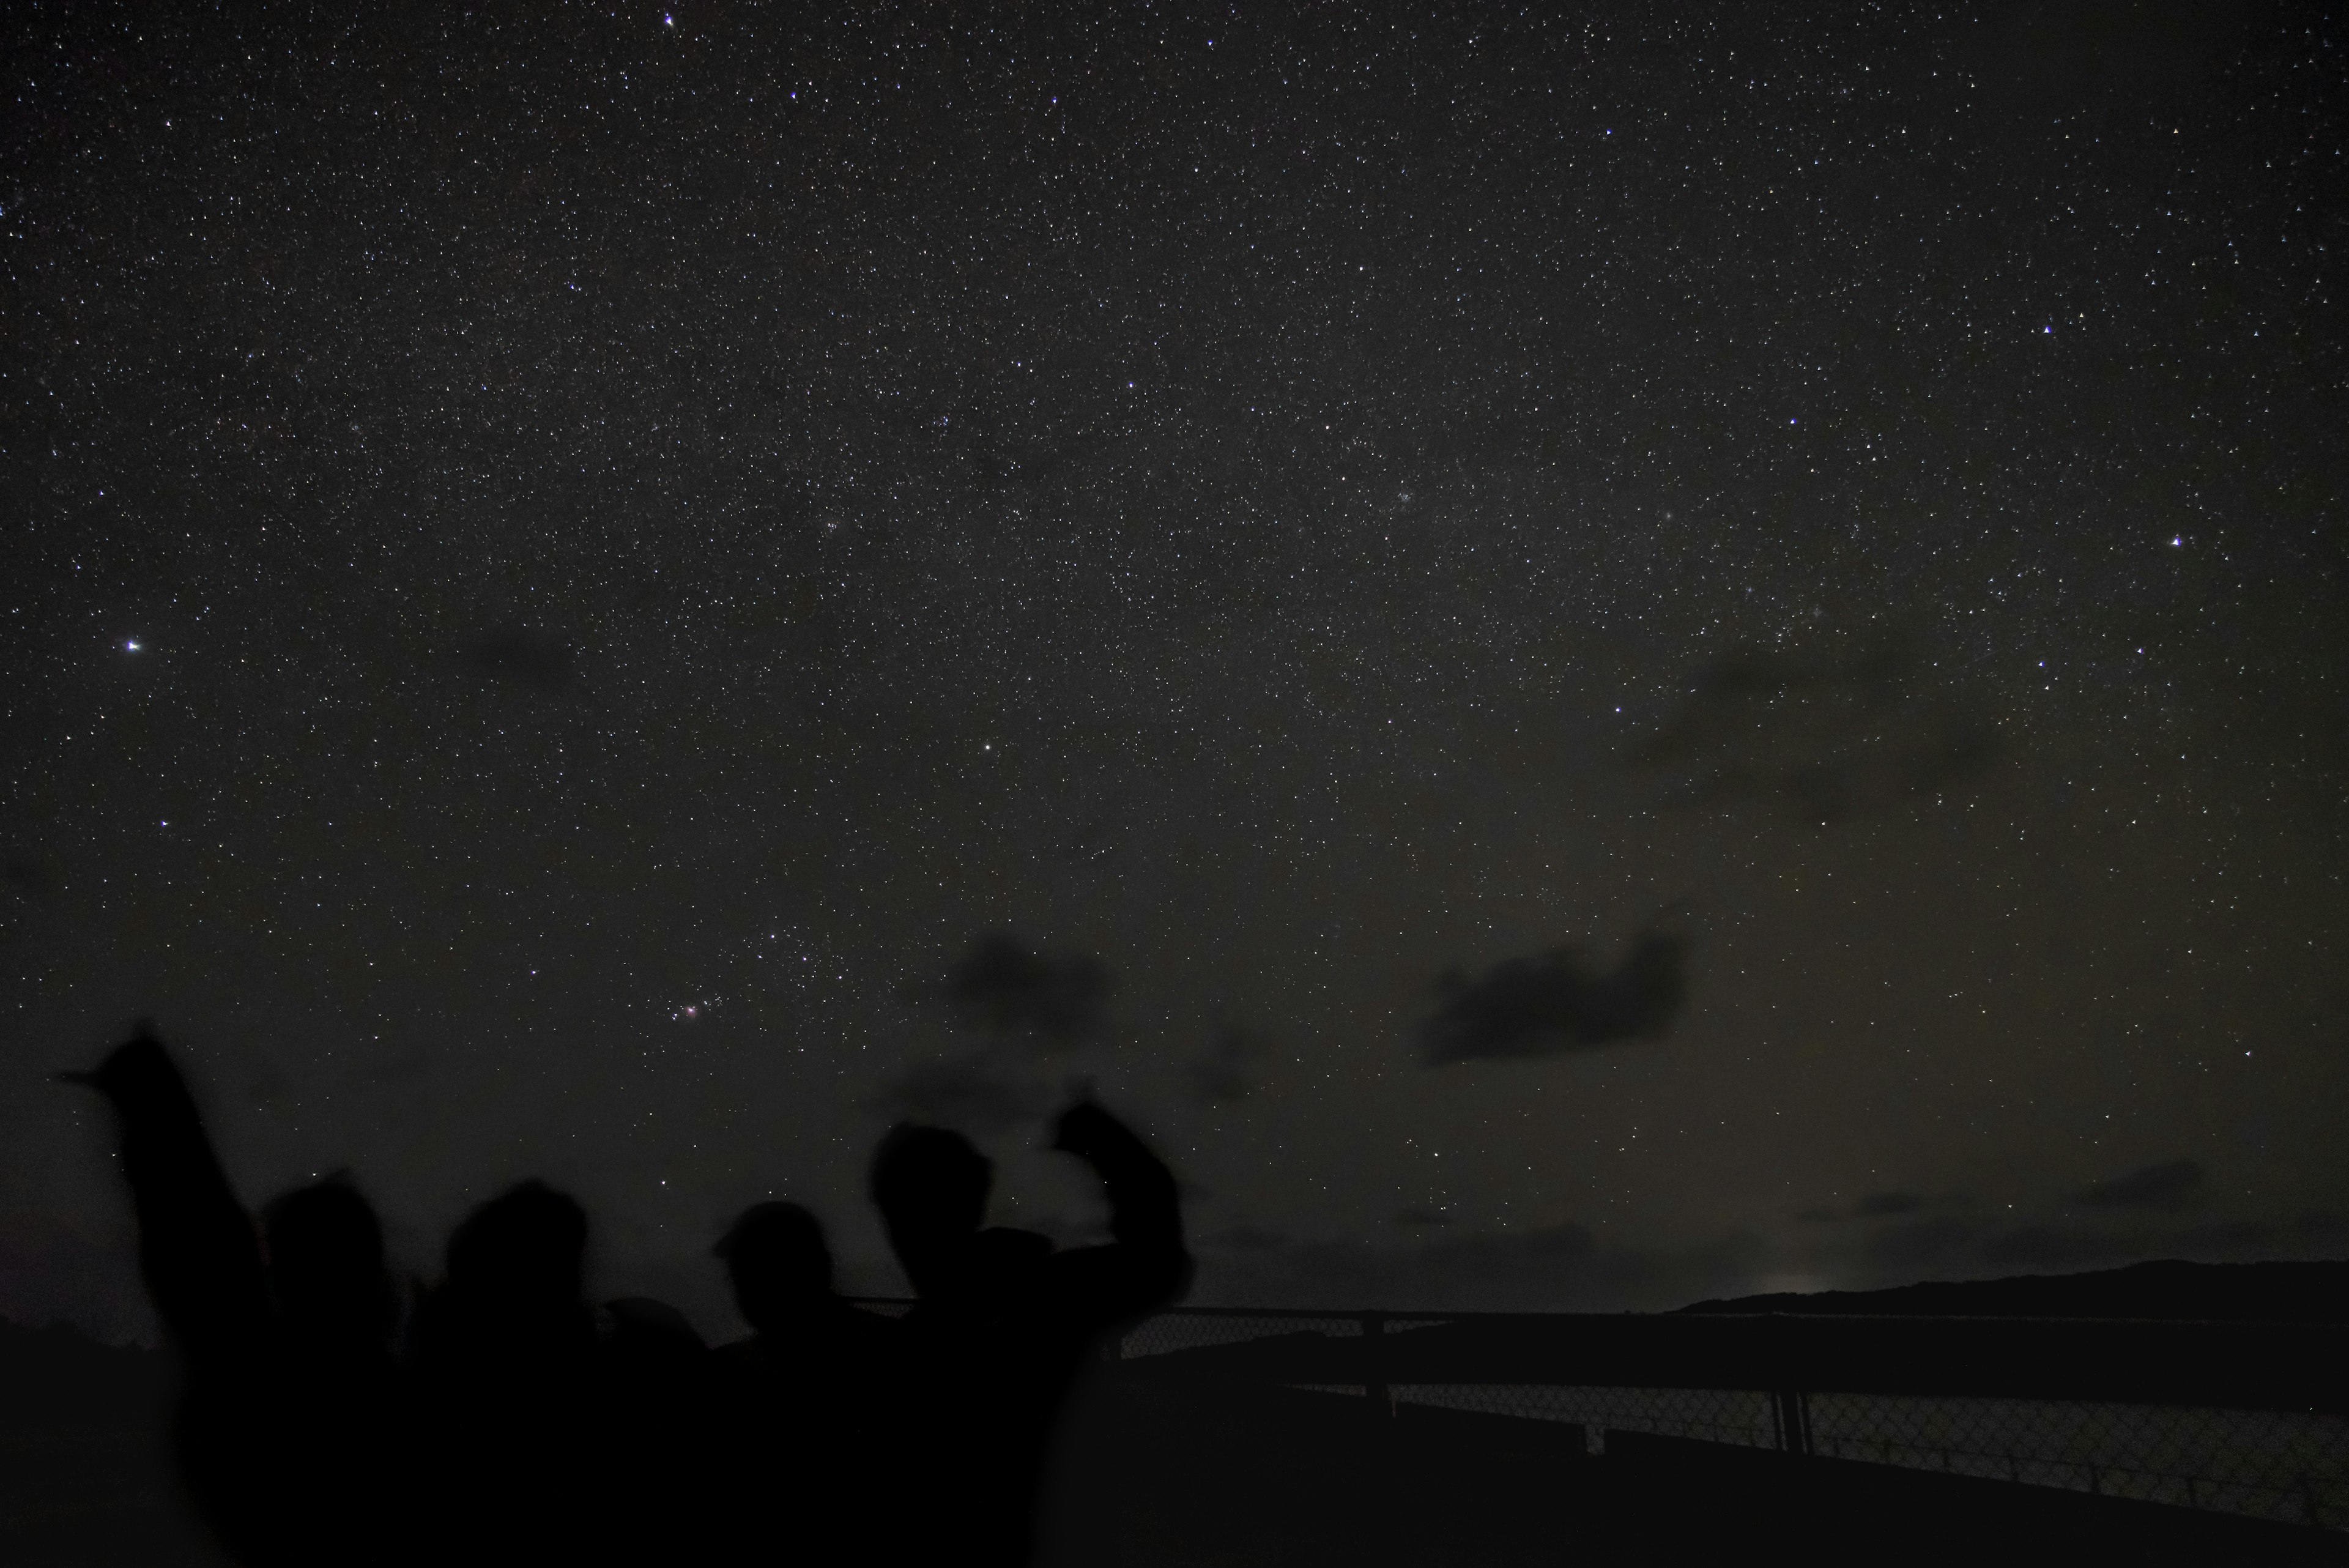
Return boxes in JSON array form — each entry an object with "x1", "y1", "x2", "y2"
[
  {"x1": 0, "y1": 1317, "x2": 168, "y2": 1425},
  {"x1": 1679, "y1": 1259, "x2": 2349, "y2": 1323}
]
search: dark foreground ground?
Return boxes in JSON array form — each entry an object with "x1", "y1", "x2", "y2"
[
  {"x1": 1038, "y1": 1365, "x2": 2349, "y2": 1568},
  {"x1": 5, "y1": 1319, "x2": 2343, "y2": 1567}
]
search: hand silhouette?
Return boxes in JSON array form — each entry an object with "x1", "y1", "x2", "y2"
[
  {"x1": 1050, "y1": 1098, "x2": 1146, "y2": 1166},
  {"x1": 57, "y1": 1020, "x2": 181, "y2": 1109}
]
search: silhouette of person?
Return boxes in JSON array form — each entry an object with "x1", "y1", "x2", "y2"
[
  {"x1": 265, "y1": 1179, "x2": 399, "y2": 1358},
  {"x1": 408, "y1": 1180, "x2": 607, "y2": 1566},
  {"x1": 872, "y1": 1098, "x2": 1191, "y2": 1568},
  {"x1": 256, "y1": 1177, "x2": 411, "y2": 1562},
  {"x1": 601, "y1": 1295, "x2": 716, "y2": 1562},
  {"x1": 66, "y1": 1025, "x2": 412, "y2": 1566},
  {"x1": 708, "y1": 1202, "x2": 907, "y2": 1558}
]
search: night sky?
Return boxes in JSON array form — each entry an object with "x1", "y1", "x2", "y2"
[{"x1": 5, "y1": 1, "x2": 2344, "y2": 1342}]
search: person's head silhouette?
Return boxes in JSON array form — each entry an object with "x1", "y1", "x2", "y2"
[
  {"x1": 714, "y1": 1202, "x2": 836, "y2": 1335},
  {"x1": 443, "y1": 1180, "x2": 588, "y2": 1332},
  {"x1": 264, "y1": 1176, "x2": 396, "y2": 1350},
  {"x1": 869, "y1": 1124, "x2": 992, "y2": 1298}
]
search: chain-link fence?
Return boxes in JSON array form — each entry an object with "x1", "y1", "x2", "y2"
[
  {"x1": 1804, "y1": 1392, "x2": 2349, "y2": 1528},
  {"x1": 1395, "y1": 1382, "x2": 1778, "y2": 1452},
  {"x1": 1101, "y1": 1307, "x2": 2349, "y2": 1533}
]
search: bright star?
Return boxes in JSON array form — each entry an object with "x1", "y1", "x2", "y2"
[{"x1": 125, "y1": 640, "x2": 140, "y2": 651}]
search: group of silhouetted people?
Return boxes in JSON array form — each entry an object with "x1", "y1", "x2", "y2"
[{"x1": 68, "y1": 1026, "x2": 1190, "y2": 1567}]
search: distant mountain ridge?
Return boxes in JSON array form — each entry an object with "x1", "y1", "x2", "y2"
[
  {"x1": 0, "y1": 1319, "x2": 220, "y2": 1565},
  {"x1": 1679, "y1": 1259, "x2": 2349, "y2": 1323}
]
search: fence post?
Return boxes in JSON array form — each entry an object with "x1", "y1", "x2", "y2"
[
  {"x1": 1362, "y1": 1312, "x2": 1391, "y2": 1418},
  {"x1": 1774, "y1": 1390, "x2": 1811, "y2": 1456}
]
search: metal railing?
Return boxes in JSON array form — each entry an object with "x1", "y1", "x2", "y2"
[{"x1": 1095, "y1": 1306, "x2": 2349, "y2": 1533}]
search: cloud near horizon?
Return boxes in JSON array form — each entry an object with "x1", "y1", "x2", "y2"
[
  {"x1": 1419, "y1": 932, "x2": 1689, "y2": 1063},
  {"x1": 2075, "y1": 1157, "x2": 2206, "y2": 1211},
  {"x1": 1184, "y1": 1186, "x2": 2326, "y2": 1315},
  {"x1": 872, "y1": 1048, "x2": 1048, "y2": 1133},
  {"x1": 1628, "y1": 630, "x2": 2000, "y2": 824},
  {"x1": 932, "y1": 931, "x2": 1113, "y2": 1049},
  {"x1": 1186, "y1": 1025, "x2": 1271, "y2": 1104}
]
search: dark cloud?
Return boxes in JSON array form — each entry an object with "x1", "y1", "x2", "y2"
[
  {"x1": 1975, "y1": 1211, "x2": 2277, "y2": 1276},
  {"x1": 458, "y1": 629, "x2": 579, "y2": 693},
  {"x1": 1975, "y1": 1224, "x2": 2135, "y2": 1273},
  {"x1": 1194, "y1": 1221, "x2": 1775, "y2": 1313},
  {"x1": 2, "y1": 856, "x2": 58, "y2": 897},
  {"x1": 933, "y1": 931, "x2": 1111, "y2": 1049},
  {"x1": 872, "y1": 1049, "x2": 1045, "y2": 1133},
  {"x1": 1188, "y1": 1190, "x2": 2320, "y2": 1317},
  {"x1": 1419, "y1": 932, "x2": 1688, "y2": 1064},
  {"x1": 1391, "y1": 1208, "x2": 1454, "y2": 1228},
  {"x1": 1854, "y1": 1191, "x2": 1926, "y2": 1217},
  {"x1": 1629, "y1": 630, "x2": 1998, "y2": 823},
  {"x1": 242, "y1": 1055, "x2": 292, "y2": 1110},
  {"x1": 2176, "y1": 1219, "x2": 2276, "y2": 1255},
  {"x1": 2076, "y1": 1157, "x2": 2205, "y2": 1212},
  {"x1": 1186, "y1": 1025, "x2": 1270, "y2": 1104},
  {"x1": 358, "y1": 1047, "x2": 439, "y2": 1087},
  {"x1": 1864, "y1": 1216, "x2": 1977, "y2": 1271},
  {"x1": 1961, "y1": 0, "x2": 2262, "y2": 105},
  {"x1": 1203, "y1": 1225, "x2": 1291, "y2": 1254}
]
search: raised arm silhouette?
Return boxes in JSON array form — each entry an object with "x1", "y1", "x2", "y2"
[
  {"x1": 67, "y1": 1025, "x2": 410, "y2": 1566},
  {"x1": 872, "y1": 1096, "x2": 1192, "y2": 1567}
]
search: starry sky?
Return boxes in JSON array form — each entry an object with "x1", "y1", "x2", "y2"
[{"x1": 4, "y1": 0, "x2": 2345, "y2": 1340}]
